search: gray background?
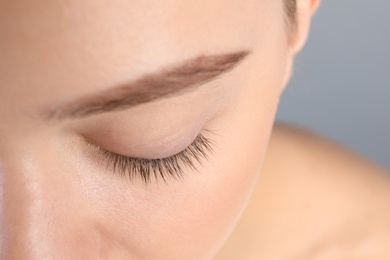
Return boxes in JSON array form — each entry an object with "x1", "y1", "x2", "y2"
[{"x1": 276, "y1": 0, "x2": 390, "y2": 169}]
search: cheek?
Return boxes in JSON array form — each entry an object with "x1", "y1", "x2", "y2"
[{"x1": 91, "y1": 131, "x2": 272, "y2": 260}]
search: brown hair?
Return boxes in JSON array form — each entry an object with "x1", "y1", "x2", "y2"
[{"x1": 285, "y1": 0, "x2": 297, "y2": 31}]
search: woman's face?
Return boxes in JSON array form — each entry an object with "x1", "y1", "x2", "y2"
[{"x1": 0, "y1": 0, "x2": 293, "y2": 259}]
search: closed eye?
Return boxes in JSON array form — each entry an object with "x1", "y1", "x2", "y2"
[{"x1": 87, "y1": 130, "x2": 216, "y2": 184}]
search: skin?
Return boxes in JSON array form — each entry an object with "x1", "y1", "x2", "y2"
[
  {"x1": 2, "y1": 0, "x2": 389, "y2": 259},
  {"x1": 215, "y1": 124, "x2": 390, "y2": 259}
]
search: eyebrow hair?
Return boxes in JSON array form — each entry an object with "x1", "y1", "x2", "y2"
[{"x1": 44, "y1": 50, "x2": 251, "y2": 120}]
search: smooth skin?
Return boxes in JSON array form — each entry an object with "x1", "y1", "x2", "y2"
[
  {"x1": 1, "y1": 0, "x2": 389, "y2": 259},
  {"x1": 215, "y1": 124, "x2": 390, "y2": 259}
]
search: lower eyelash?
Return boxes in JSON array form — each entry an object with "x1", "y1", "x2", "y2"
[{"x1": 94, "y1": 130, "x2": 215, "y2": 184}]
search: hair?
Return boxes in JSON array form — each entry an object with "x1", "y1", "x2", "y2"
[{"x1": 285, "y1": 0, "x2": 297, "y2": 32}]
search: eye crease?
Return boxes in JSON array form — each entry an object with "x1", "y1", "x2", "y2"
[{"x1": 86, "y1": 130, "x2": 216, "y2": 184}]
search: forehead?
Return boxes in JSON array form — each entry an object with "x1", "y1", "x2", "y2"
[
  {"x1": 0, "y1": 0, "x2": 281, "y2": 112},
  {"x1": 0, "y1": 0, "x2": 276, "y2": 57}
]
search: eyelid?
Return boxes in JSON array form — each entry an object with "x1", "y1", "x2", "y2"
[{"x1": 87, "y1": 129, "x2": 216, "y2": 184}]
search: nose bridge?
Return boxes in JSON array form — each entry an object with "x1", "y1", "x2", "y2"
[
  {"x1": 0, "y1": 149, "x2": 56, "y2": 259},
  {"x1": 0, "y1": 142, "x2": 100, "y2": 259}
]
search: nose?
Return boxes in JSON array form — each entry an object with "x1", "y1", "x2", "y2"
[{"x1": 0, "y1": 145, "x2": 101, "y2": 259}]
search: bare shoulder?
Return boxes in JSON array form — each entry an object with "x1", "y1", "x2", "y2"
[
  {"x1": 215, "y1": 123, "x2": 390, "y2": 260},
  {"x1": 267, "y1": 123, "x2": 390, "y2": 187}
]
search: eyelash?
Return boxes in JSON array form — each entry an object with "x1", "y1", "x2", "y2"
[{"x1": 92, "y1": 130, "x2": 215, "y2": 183}]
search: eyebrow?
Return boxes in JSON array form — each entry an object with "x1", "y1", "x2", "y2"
[{"x1": 44, "y1": 50, "x2": 251, "y2": 120}]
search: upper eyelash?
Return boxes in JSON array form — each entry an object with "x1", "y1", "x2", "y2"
[{"x1": 92, "y1": 130, "x2": 215, "y2": 184}]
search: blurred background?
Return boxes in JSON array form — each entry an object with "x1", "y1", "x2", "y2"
[{"x1": 276, "y1": 0, "x2": 390, "y2": 169}]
